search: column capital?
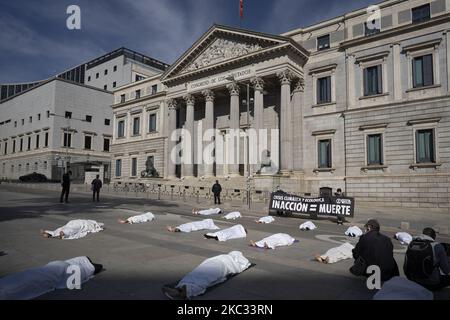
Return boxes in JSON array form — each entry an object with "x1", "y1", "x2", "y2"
[
  {"x1": 226, "y1": 82, "x2": 240, "y2": 96},
  {"x1": 183, "y1": 94, "x2": 195, "y2": 105},
  {"x1": 167, "y1": 98, "x2": 178, "y2": 110},
  {"x1": 251, "y1": 77, "x2": 265, "y2": 92},
  {"x1": 277, "y1": 69, "x2": 294, "y2": 85},
  {"x1": 293, "y1": 78, "x2": 305, "y2": 93},
  {"x1": 202, "y1": 89, "x2": 215, "y2": 102}
]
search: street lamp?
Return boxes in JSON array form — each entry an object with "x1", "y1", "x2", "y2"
[{"x1": 225, "y1": 76, "x2": 252, "y2": 210}]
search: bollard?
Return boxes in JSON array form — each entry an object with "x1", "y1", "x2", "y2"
[{"x1": 158, "y1": 185, "x2": 161, "y2": 200}]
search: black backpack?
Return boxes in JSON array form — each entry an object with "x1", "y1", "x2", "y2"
[{"x1": 404, "y1": 239, "x2": 436, "y2": 280}]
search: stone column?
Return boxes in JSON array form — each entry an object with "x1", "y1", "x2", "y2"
[
  {"x1": 277, "y1": 69, "x2": 294, "y2": 174},
  {"x1": 347, "y1": 54, "x2": 356, "y2": 108},
  {"x1": 392, "y1": 43, "x2": 402, "y2": 100},
  {"x1": 202, "y1": 89, "x2": 215, "y2": 178},
  {"x1": 182, "y1": 94, "x2": 195, "y2": 178},
  {"x1": 226, "y1": 82, "x2": 240, "y2": 176},
  {"x1": 446, "y1": 31, "x2": 450, "y2": 93},
  {"x1": 251, "y1": 77, "x2": 265, "y2": 173},
  {"x1": 166, "y1": 99, "x2": 178, "y2": 179},
  {"x1": 292, "y1": 78, "x2": 304, "y2": 172}
]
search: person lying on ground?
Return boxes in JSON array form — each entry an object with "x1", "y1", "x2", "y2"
[
  {"x1": 0, "y1": 256, "x2": 103, "y2": 300},
  {"x1": 224, "y1": 211, "x2": 241, "y2": 220},
  {"x1": 40, "y1": 220, "x2": 104, "y2": 240},
  {"x1": 300, "y1": 221, "x2": 317, "y2": 231},
  {"x1": 118, "y1": 212, "x2": 155, "y2": 224},
  {"x1": 204, "y1": 224, "x2": 247, "y2": 241},
  {"x1": 249, "y1": 233, "x2": 297, "y2": 249},
  {"x1": 167, "y1": 219, "x2": 220, "y2": 233},
  {"x1": 315, "y1": 242, "x2": 354, "y2": 264},
  {"x1": 255, "y1": 216, "x2": 275, "y2": 224},
  {"x1": 161, "y1": 251, "x2": 251, "y2": 300},
  {"x1": 345, "y1": 226, "x2": 363, "y2": 237},
  {"x1": 192, "y1": 208, "x2": 222, "y2": 215}
]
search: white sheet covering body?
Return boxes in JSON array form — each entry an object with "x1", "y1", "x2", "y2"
[
  {"x1": 176, "y1": 251, "x2": 251, "y2": 298},
  {"x1": 0, "y1": 256, "x2": 95, "y2": 300},
  {"x1": 395, "y1": 232, "x2": 413, "y2": 245},
  {"x1": 300, "y1": 221, "x2": 317, "y2": 231},
  {"x1": 319, "y1": 243, "x2": 355, "y2": 263},
  {"x1": 255, "y1": 233, "x2": 296, "y2": 249},
  {"x1": 45, "y1": 220, "x2": 104, "y2": 239},
  {"x1": 224, "y1": 212, "x2": 241, "y2": 220},
  {"x1": 345, "y1": 226, "x2": 363, "y2": 237},
  {"x1": 126, "y1": 212, "x2": 155, "y2": 224},
  {"x1": 177, "y1": 219, "x2": 220, "y2": 233},
  {"x1": 258, "y1": 216, "x2": 275, "y2": 224},
  {"x1": 206, "y1": 225, "x2": 246, "y2": 241},
  {"x1": 197, "y1": 208, "x2": 221, "y2": 216},
  {"x1": 373, "y1": 276, "x2": 433, "y2": 300}
]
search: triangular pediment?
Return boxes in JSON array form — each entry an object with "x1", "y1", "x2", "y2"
[{"x1": 161, "y1": 25, "x2": 304, "y2": 82}]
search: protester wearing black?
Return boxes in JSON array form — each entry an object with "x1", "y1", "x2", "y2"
[
  {"x1": 335, "y1": 188, "x2": 345, "y2": 225},
  {"x1": 351, "y1": 219, "x2": 399, "y2": 282},
  {"x1": 91, "y1": 175, "x2": 103, "y2": 202},
  {"x1": 212, "y1": 180, "x2": 222, "y2": 205},
  {"x1": 60, "y1": 171, "x2": 72, "y2": 203},
  {"x1": 404, "y1": 227, "x2": 450, "y2": 291}
]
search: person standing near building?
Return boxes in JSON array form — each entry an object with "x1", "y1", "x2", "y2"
[
  {"x1": 335, "y1": 188, "x2": 345, "y2": 225},
  {"x1": 91, "y1": 174, "x2": 103, "y2": 202},
  {"x1": 60, "y1": 170, "x2": 72, "y2": 203},
  {"x1": 212, "y1": 180, "x2": 222, "y2": 205}
]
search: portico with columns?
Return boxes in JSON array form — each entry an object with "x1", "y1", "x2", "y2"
[{"x1": 160, "y1": 25, "x2": 309, "y2": 190}]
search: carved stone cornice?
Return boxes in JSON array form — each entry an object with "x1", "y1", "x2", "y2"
[
  {"x1": 277, "y1": 69, "x2": 294, "y2": 85},
  {"x1": 183, "y1": 94, "x2": 195, "y2": 106},
  {"x1": 202, "y1": 89, "x2": 215, "y2": 102},
  {"x1": 226, "y1": 82, "x2": 240, "y2": 96},
  {"x1": 251, "y1": 77, "x2": 265, "y2": 92},
  {"x1": 167, "y1": 99, "x2": 178, "y2": 110}
]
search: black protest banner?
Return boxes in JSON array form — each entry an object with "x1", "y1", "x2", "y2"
[{"x1": 269, "y1": 191, "x2": 355, "y2": 218}]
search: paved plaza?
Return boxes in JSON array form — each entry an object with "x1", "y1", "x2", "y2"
[{"x1": 0, "y1": 184, "x2": 449, "y2": 300}]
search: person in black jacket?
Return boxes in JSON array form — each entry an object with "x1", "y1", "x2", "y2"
[
  {"x1": 352, "y1": 219, "x2": 399, "y2": 282},
  {"x1": 60, "y1": 170, "x2": 72, "y2": 203},
  {"x1": 211, "y1": 180, "x2": 222, "y2": 205},
  {"x1": 91, "y1": 175, "x2": 103, "y2": 202}
]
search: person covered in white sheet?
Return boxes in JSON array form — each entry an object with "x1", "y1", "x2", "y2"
[
  {"x1": 204, "y1": 224, "x2": 247, "y2": 241},
  {"x1": 167, "y1": 219, "x2": 220, "y2": 233},
  {"x1": 118, "y1": 212, "x2": 155, "y2": 224},
  {"x1": 0, "y1": 256, "x2": 103, "y2": 300},
  {"x1": 224, "y1": 211, "x2": 241, "y2": 220},
  {"x1": 40, "y1": 219, "x2": 104, "y2": 240},
  {"x1": 256, "y1": 216, "x2": 275, "y2": 224},
  {"x1": 162, "y1": 251, "x2": 251, "y2": 300},
  {"x1": 192, "y1": 208, "x2": 222, "y2": 215},
  {"x1": 249, "y1": 233, "x2": 297, "y2": 249},
  {"x1": 315, "y1": 242, "x2": 355, "y2": 264}
]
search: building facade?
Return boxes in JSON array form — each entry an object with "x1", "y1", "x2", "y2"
[
  {"x1": 0, "y1": 48, "x2": 168, "y2": 182},
  {"x1": 112, "y1": 0, "x2": 449, "y2": 210}
]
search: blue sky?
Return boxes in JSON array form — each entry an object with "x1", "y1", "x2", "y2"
[{"x1": 0, "y1": 0, "x2": 376, "y2": 83}]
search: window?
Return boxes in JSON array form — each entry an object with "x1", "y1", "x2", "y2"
[
  {"x1": 12, "y1": 140, "x2": 16, "y2": 153},
  {"x1": 88, "y1": 76, "x2": 91, "y2": 82},
  {"x1": 18, "y1": 164, "x2": 22, "y2": 172},
  {"x1": 131, "y1": 158, "x2": 137, "y2": 176},
  {"x1": 317, "y1": 76, "x2": 331, "y2": 104},
  {"x1": 364, "y1": 65, "x2": 382, "y2": 96},
  {"x1": 29, "y1": 116, "x2": 32, "y2": 123},
  {"x1": 3, "y1": 142, "x2": 7, "y2": 155},
  {"x1": 35, "y1": 135, "x2": 39, "y2": 149},
  {"x1": 103, "y1": 138, "x2": 110, "y2": 152},
  {"x1": 63, "y1": 132, "x2": 72, "y2": 147},
  {"x1": 104, "y1": 69, "x2": 108, "y2": 75},
  {"x1": 149, "y1": 114, "x2": 157, "y2": 132},
  {"x1": 20, "y1": 138, "x2": 23, "y2": 152},
  {"x1": 65, "y1": 111, "x2": 72, "y2": 119},
  {"x1": 44, "y1": 132, "x2": 48, "y2": 147},
  {"x1": 34, "y1": 162, "x2": 38, "y2": 171},
  {"x1": 85, "y1": 115, "x2": 92, "y2": 122},
  {"x1": 113, "y1": 82, "x2": 117, "y2": 88},
  {"x1": 120, "y1": 94, "x2": 125, "y2": 103},
  {"x1": 367, "y1": 134, "x2": 383, "y2": 165},
  {"x1": 104, "y1": 85, "x2": 107, "y2": 90},
  {"x1": 11, "y1": 165, "x2": 14, "y2": 173},
  {"x1": 115, "y1": 159, "x2": 122, "y2": 177},
  {"x1": 26, "y1": 163, "x2": 29, "y2": 172},
  {"x1": 27, "y1": 137, "x2": 31, "y2": 150},
  {"x1": 104, "y1": 119, "x2": 111, "y2": 126},
  {"x1": 318, "y1": 139, "x2": 332, "y2": 168},
  {"x1": 135, "y1": 90, "x2": 141, "y2": 99},
  {"x1": 96, "y1": 73, "x2": 99, "y2": 79},
  {"x1": 118, "y1": 120, "x2": 125, "y2": 138},
  {"x1": 412, "y1": 4, "x2": 430, "y2": 24},
  {"x1": 151, "y1": 85, "x2": 157, "y2": 95},
  {"x1": 317, "y1": 35, "x2": 330, "y2": 51},
  {"x1": 47, "y1": 111, "x2": 50, "y2": 118},
  {"x1": 364, "y1": 21, "x2": 380, "y2": 36},
  {"x1": 38, "y1": 113, "x2": 41, "y2": 121},
  {"x1": 133, "y1": 117, "x2": 140, "y2": 135},
  {"x1": 21, "y1": 119, "x2": 24, "y2": 126},
  {"x1": 84, "y1": 136, "x2": 92, "y2": 150},
  {"x1": 113, "y1": 65, "x2": 117, "y2": 72},
  {"x1": 43, "y1": 161, "x2": 47, "y2": 170},
  {"x1": 14, "y1": 121, "x2": 17, "y2": 127},
  {"x1": 413, "y1": 54, "x2": 433, "y2": 88},
  {"x1": 135, "y1": 75, "x2": 145, "y2": 82},
  {"x1": 416, "y1": 129, "x2": 435, "y2": 163}
]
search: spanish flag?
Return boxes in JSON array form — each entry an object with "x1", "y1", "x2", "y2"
[{"x1": 240, "y1": 0, "x2": 244, "y2": 19}]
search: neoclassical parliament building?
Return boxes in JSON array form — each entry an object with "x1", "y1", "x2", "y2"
[{"x1": 111, "y1": 0, "x2": 450, "y2": 210}]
